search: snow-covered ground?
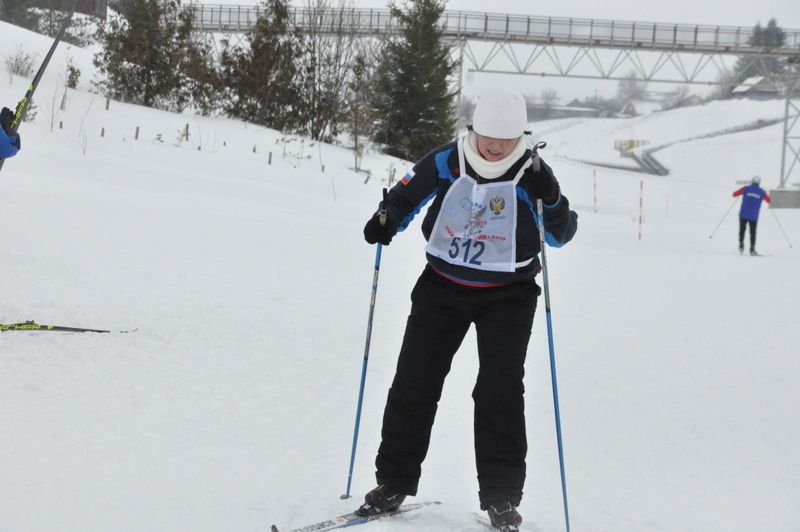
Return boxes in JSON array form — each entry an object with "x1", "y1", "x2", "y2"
[{"x1": 2, "y1": 20, "x2": 799, "y2": 532}]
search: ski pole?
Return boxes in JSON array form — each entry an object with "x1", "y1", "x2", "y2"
[
  {"x1": 0, "y1": 0, "x2": 80, "y2": 174},
  {"x1": 531, "y1": 143, "x2": 571, "y2": 532},
  {"x1": 769, "y1": 208, "x2": 793, "y2": 248},
  {"x1": 537, "y1": 197, "x2": 571, "y2": 532},
  {"x1": 708, "y1": 197, "x2": 737, "y2": 239},
  {"x1": 342, "y1": 188, "x2": 388, "y2": 500}
]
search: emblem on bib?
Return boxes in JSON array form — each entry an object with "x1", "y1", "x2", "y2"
[{"x1": 489, "y1": 196, "x2": 505, "y2": 215}]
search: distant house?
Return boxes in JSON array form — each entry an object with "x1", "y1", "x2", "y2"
[
  {"x1": 619, "y1": 99, "x2": 663, "y2": 117},
  {"x1": 730, "y1": 76, "x2": 781, "y2": 100}
]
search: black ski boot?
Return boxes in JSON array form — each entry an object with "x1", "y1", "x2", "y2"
[
  {"x1": 487, "y1": 501, "x2": 523, "y2": 531},
  {"x1": 750, "y1": 247, "x2": 758, "y2": 256},
  {"x1": 355, "y1": 485, "x2": 406, "y2": 517},
  {"x1": 738, "y1": 243, "x2": 744, "y2": 255}
]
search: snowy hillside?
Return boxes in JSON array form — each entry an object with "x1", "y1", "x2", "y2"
[
  {"x1": 2, "y1": 21, "x2": 800, "y2": 532},
  {"x1": 0, "y1": 21, "x2": 99, "y2": 91}
]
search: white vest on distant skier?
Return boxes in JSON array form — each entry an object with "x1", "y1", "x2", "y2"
[{"x1": 425, "y1": 138, "x2": 533, "y2": 272}]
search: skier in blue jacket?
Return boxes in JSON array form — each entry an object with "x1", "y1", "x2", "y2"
[
  {"x1": 733, "y1": 175, "x2": 771, "y2": 255},
  {"x1": 0, "y1": 107, "x2": 22, "y2": 159},
  {"x1": 357, "y1": 89, "x2": 578, "y2": 531}
]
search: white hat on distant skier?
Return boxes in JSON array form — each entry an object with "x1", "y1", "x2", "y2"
[
  {"x1": 471, "y1": 89, "x2": 528, "y2": 139},
  {"x1": 751, "y1": 175, "x2": 762, "y2": 184}
]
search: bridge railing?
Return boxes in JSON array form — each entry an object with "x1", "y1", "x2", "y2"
[{"x1": 190, "y1": 5, "x2": 800, "y2": 55}]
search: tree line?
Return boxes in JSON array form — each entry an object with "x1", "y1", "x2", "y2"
[
  {"x1": 1, "y1": 0, "x2": 457, "y2": 161},
  {"x1": 93, "y1": 0, "x2": 457, "y2": 162}
]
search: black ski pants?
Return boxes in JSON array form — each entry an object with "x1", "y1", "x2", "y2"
[
  {"x1": 739, "y1": 217, "x2": 758, "y2": 249},
  {"x1": 375, "y1": 266, "x2": 539, "y2": 510}
]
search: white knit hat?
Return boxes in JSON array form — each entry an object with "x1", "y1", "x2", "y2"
[
  {"x1": 751, "y1": 175, "x2": 762, "y2": 184},
  {"x1": 472, "y1": 89, "x2": 528, "y2": 139}
]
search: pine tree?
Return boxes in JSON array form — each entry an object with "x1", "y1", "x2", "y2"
[
  {"x1": 734, "y1": 18, "x2": 787, "y2": 81},
  {"x1": 172, "y1": 9, "x2": 218, "y2": 114},
  {"x1": 370, "y1": 0, "x2": 457, "y2": 161},
  {"x1": 94, "y1": 0, "x2": 217, "y2": 112},
  {"x1": 219, "y1": 0, "x2": 303, "y2": 132}
]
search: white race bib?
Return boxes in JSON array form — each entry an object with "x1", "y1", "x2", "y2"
[{"x1": 425, "y1": 139, "x2": 531, "y2": 272}]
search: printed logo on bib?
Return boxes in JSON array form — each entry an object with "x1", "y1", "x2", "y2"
[{"x1": 489, "y1": 196, "x2": 505, "y2": 215}]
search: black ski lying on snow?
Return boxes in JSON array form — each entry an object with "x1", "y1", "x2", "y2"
[
  {"x1": 0, "y1": 320, "x2": 136, "y2": 333},
  {"x1": 271, "y1": 501, "x2": 442, "y2": 532}
]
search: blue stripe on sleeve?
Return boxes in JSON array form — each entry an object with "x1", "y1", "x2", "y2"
[
  {"x1": 435, "y1": 148, "x2": 456, "y2": 182},
  {"x1": 398, "y1": 190, "x2": 437, "y2": 231}
]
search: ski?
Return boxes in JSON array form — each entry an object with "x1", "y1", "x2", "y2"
[
  {"x1": 271, "y1": 501, "x2": 442, "y2": 532},
  {"x1": 0, "y1": 320, "x2": 136, "y2": 333}
]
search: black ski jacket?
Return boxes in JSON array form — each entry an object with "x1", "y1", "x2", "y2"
[{"x1": 382, "y1": 140, "x2": 578, "y2": 285}]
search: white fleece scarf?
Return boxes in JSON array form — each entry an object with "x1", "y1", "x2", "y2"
[{"x1": 462, "y1": 131, "x2": 527, "y2": 180}]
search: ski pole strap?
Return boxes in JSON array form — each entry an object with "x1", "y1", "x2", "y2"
[
  {"x1": 531, "y1": 141, "x2": 547, "y2": 172},
  {"x1": 379, "y1": 187, "x2": 388, "y2": 225}
]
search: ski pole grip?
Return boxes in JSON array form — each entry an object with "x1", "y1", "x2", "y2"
[
  {"x1": 531, "y1": 141, "x2": 547, "y2": 172},
  {"x1": 379, "y1": 188, "x2": 388, "y2": 226}
]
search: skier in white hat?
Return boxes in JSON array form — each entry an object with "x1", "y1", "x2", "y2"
[{"x1": 357, "y1": 88, "x2": 578, "y2": 531}]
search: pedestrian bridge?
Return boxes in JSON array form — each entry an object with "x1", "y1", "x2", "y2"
[
  {"x1": 191, "y1": 5, "x2": 800, "y2": 57},
  {"x1": 189, "y1": 4, "x2": 800, "y2": 190}
]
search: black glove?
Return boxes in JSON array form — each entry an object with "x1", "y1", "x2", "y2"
[
  {"x1": 528, "y1": 160, "x2": 560, "y2": 205},
  {"x1": 8, "y1": 131, "x2": 21, "y2": 150},
  {"x1": 0, "y1": 107, "x2": 15, "y2": 135},
  {"x1": 363, "y1": 212, "x2": 397, "y2": 245}
]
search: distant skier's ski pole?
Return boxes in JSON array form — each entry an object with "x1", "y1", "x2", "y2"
[
  {"x1": 342, "y1": 188, "x2": 388, "y2": 500},
  {"x1": 0, "y1": 0, "x2": 81, "y2": 174},
  {"x1": 769, "y1": 208, "x2": 793, "y2": 247},
  {"x1": 708, "y1": 198, "x2": 737, "y2": 239},
  {"x1": 532, "y1": 141, "x2": 571, "y2": 532}
]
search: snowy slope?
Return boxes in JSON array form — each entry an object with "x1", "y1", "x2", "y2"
[
  {"x1": 2, "y1": 22, "x2": 800, "y2": 532},
  {"x1": 0, "y1": 21, "x2": 98, "y2": 91}
]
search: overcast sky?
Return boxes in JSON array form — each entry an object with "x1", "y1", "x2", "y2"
[{"x1": 349, "y1": 0, "x2": 800, "y2": 28}]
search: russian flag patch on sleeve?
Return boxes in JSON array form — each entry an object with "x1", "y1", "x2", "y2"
[{"x1": 401, "y1": 170, "x2": 415, "y2": 185}]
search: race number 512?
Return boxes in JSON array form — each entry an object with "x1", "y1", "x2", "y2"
[{"x1": 448, "y1": 237, "x2": 485, "y2": 265}]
